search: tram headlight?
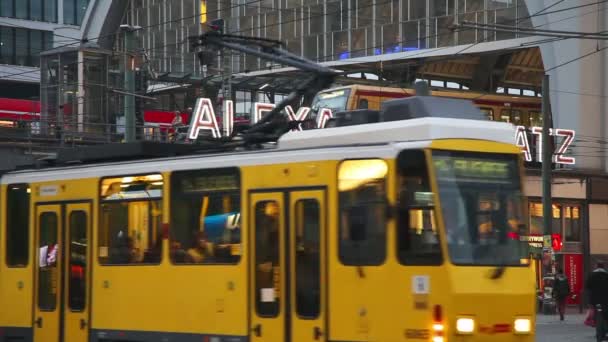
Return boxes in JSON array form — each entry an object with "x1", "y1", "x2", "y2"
[
  {"x1": 514, "y1": 318, "x2": 531, "y2": 334},
  {"x1": 456, "y1": 318, "x2": 475, "y2": 334}
]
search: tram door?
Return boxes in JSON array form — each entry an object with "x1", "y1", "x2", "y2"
[
  {"x1": 250, "y1": 189, "x2": 326, "y2": 342},
  {"x1": 34, "y1": 202, "x2": 91, "y2": 342}
]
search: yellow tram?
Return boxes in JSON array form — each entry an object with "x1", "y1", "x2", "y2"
[{"x1": 0, "y1": 98, "x2": 535, "y2": 342}]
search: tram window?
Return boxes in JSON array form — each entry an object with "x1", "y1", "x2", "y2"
[
  {"x1": 338, "y1": 159, "x2": 387, "y2": 266},
  {"x1": 255, "y1": 200, "x2": 280, "y2": 317},
  {"x1": 170, "y1": 168, "x2": 241, "y2": 264},
  {"x1": 38, "y1": 212, "x2": 58, "y2": 311},
  {"x1": 501, "y1": 109, "x2": 522, "y2": 125},
  {"x1": 529, "y1": 111, "x2": 542, "y2": 127},
  {"x1": 396, "y1": 150, "x2": 442, "y2": 265},
  {"x1": 295, "y1": 199, "x2": 321, "y2": 318},
  {"x1": 358, "y1": 98, "x2": 369, "y2": 109},
  {"x1": 6, "y1": 184, "x2": 30, "y2": 267},
  {"x1": 564, "y1": 205, "x2": 581, "y2": 242},
  {"x1": 98, "y1": 174, "x2": 163, "y2": 265},
  {"x1": 479, "y1": 107, "x2": 494, "y2": 121},
  {"x1": 69, "y1": 211, "x2": 87, "y2": 311}
]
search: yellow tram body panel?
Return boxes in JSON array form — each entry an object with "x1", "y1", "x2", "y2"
[{"x1": 0, "y1": 117, "x2": 536, "y2": 342}]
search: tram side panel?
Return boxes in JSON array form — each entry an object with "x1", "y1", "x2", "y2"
[
  {"x1": 91, "y1": 169, "x2": 248, "y2": 340},
  {"x1": 327, "y1": 158, "x2": 450, "y2": 341},
  {"x1": 0, "y1": 183, "x2": 35, "y2": 341}
]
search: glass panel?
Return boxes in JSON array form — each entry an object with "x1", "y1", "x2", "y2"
[
  {"x1": 480, "y1": 108, "x2": 494, "y2": 120},
  {"x1": 433, "y1": 151, "x2": 528, "y2": 266},
  {"x1": 14, "y1": 28, "x2": 28, "y2": 66},
  {"x1": 351, "y1": 28, "x2": 366, "y2": 58},
  {"x1": 64, "y1": 0, "x2": 76, "y2": 25},
  {"x1": 170, "y1": 168, "x2": 241, "y2": 264},
  {"x1": 437, "y1": 15, "x2": 454, "y2": 47},
  {"x1": 68, "y1": 210, "x2": 87, "y2": 311},
  {"x1": 0, "y1": 30, "x2": 14, "y2": 61},
  {"x1": 488, "y1": 0, "x2": 512, "y2": 10},
  {"x1": 44, "y1": 0, "x2": 58, "y2": 22},
  {"x1": 15, "y1": 0, "x2": 27, "y2": 19},
  {"x1": 338, "y1": 159, "x2": 387, "y2": 265},
  {"x1": 282, "y1": 9, "x2": 295, "y2": 39},
  {"x1": 295, "y1": 199, "x2": 320, "y2": 318},
  {"x1": 30, "y1": 30, "x2": 42, "y2": 67},
  {"x1": 309, "y1": 5, "x2": 323, "y2": 34},
  {"x1": 333, "y1": 30, "x2": 348, "y2": 60},
  {"x1": 0, "y1": 0, "x2": 14, "y2": 17},
  {"x1": 564, "y1": 205, "x2": 581, "y2": 242},
  {"x1": 6, "y1": 184, "x2": 30, "y2": 267},
  {"x1": 98, "y1": 174, "x2": 163, "y2": 265},
  {"x1": 431, "y1": 0, "x2": 447, "y2": 17},
  {"x1": 466, "y1": 0, "x2": 484, "y2": 11},
  {"x1": 303, "y1": 35, "x2": 317, "y2": 60},
  {"x1": 410, "y1": 0, "x2": 426, "y2": 19},
  {"x1": 382, "y1": 23, "x2": 399, "y2": 53},
  {"x1": 31, "y1": 0, "x2": 43, "y2": 21},
  {"x1": 495, "y1": 7, "x2": 515, "y2": 40},
  {"x1": 530, "y1": 202, "x2": 562, "y2": 236},
  {"x1": 529, "y1": 111, "x2": 542, "y2": 127},
  {"x1": 397, "y1": 150, "x2": 442, "y2": 265},
  {"x1": 310, "y1": 88, "x2": 351, "y2": 114},
  {"x1": 501, "y1": 108, "x2": 522, "y2": 125},
  {"x1": 77, "y1": 0, "x2": 89, "y2": 24},
  {"x1": 265, "y1": 11, "x2": 279, "y2": 39},
  {"x1": 255, "y1": 200, "x2": 281, "y2": 317},
  {"x1": 38, "y1": 211, "x2": 58, "y2": 311}
]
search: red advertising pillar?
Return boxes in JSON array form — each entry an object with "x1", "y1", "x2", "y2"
[{"x1": 564, "y1": 254, "x2": 583, "y2": 305}]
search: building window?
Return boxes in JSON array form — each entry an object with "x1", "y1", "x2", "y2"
[
  {"x1": 338, "y1": 159, "x2": 388, "y2": 266},
  {"x1": 6, "y1": 184, "x2": 30, "y2": 267},
  {"x1": 0, "y1": 26, "x2": 53, "y2": 67},
  {"x1": 98, "y1": 174, "x2": 163, "y2": 265},
  {"x1": 397, "y1": 150, "x2": 442, "y2": 265},
  {"x1": 170, "y1": 168, "x2": 241, "y2": 264},
  {"x1": 64, "y1": 0, "x2": 90, "y2": 26},
  {"x1": 0, "y1": 0, "x2": 57, "y2": 22},
  {"x1": 44, "y1": 0, "x2": 57, "y2": 23},
  {"x1": 564, "y1": 205, "x2": 581, "y2": 242},
  {"x1": 0, "y1": 0, "x2": 13, "y2": 17}
]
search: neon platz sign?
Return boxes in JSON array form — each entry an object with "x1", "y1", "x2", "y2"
[
  {"x1": 514, "y1": 126, "x2": 575, "y2": 165},
  {"x1": 187, "y1": 98, "x2": 333, "y2": 139}
]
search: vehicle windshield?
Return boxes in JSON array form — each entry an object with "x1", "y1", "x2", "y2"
[
  {"x1": 432, "y1": 150, "x2": 529, "y2": 266},
  {"x1": 310, "y1": 89, "x2": 351, "y2": 115}
]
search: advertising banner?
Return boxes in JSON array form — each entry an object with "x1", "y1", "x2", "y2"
[{"x1": 564, "y1": 254, "x2": 583, "y2": 305}]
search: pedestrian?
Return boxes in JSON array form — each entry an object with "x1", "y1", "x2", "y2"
[
  {"x1": 553, "y1": 268, "x2": 570, "y2": 321},
  {"x1": 586, "y1": 262, "x2": 608, "y2": 332}
]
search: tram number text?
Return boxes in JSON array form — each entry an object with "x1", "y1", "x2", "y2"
[{"x1": 404, "y1": 329, "x2": 430, "y2": 339}]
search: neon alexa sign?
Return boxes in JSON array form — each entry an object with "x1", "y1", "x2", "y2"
[{"x1": 187, "y1": 98, "x2": 576, "y2": 166}]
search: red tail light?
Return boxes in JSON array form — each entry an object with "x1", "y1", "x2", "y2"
[{"x1": 433, "y1": 305, "x2": 443, "y2": 322}]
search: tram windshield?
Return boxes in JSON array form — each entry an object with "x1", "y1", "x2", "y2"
[
  {"x1": 432, "y1": 151, "x2": 528, "y2": 266},
  {"x1": 310, "y1": 89, "x2": 350, "y2": 114}
]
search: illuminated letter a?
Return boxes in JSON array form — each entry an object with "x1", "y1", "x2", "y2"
[{"x1": 188, "y1": 98, "x2": 221, "y2": 139}]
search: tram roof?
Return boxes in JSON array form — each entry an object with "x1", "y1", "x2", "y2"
[{"x1": 278, "y1": 117, "x2": 516, "y2": 150}]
